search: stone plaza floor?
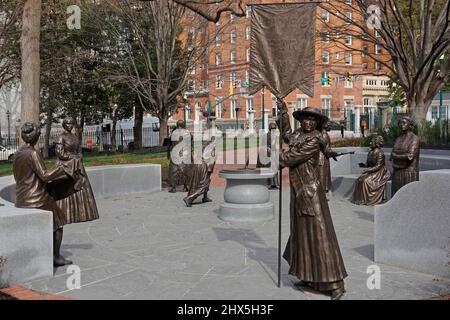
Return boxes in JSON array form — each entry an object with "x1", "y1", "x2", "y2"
[{"x1": 22, "y1": 187, "x2": 450, "y2": 300}]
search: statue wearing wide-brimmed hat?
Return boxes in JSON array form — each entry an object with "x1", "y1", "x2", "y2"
[{"x1": 277, "y1": 101, "x2": 347, "y2": 300}]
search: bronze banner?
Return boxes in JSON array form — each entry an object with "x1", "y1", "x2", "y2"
[{"x1": 249, "y1": 3, "x2": 317, "y2": 99}]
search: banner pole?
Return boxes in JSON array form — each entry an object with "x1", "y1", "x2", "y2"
[{"x1": 277, "y1": 101, "x2": 283, "y2": 288}]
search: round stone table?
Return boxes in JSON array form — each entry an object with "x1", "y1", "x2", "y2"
[{"x1": 219, "y1": 168, "x2": 276, "y2": 222}]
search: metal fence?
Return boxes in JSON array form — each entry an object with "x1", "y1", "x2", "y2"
[{"x1": 0, "y1": 127, "x2": 160, "y2": 161}]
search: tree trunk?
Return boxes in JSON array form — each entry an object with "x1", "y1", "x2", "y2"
[
  {"x1": 111, "y1": 112, "x2": 117, "y2": 152},
  {"x1": 159, "y1": 116, "x2": 168, "y2": 146},
  {"x1": 133, "y1": 104, "x2": 143, "y2": 150},
  {"x1": 43, "y1": 111, "x2": 53, "y2": 159},
  {"x1": 77, "y1": 115, "x2": 85, "y2": 146},
  {"x1": 20, "y1": 0, "x2": 41, "y2": 128}
]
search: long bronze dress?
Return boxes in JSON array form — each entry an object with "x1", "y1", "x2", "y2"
[
  {"x1": 390, "y1": 131, "x2": 420, "y2": 197},
  {"x1": 279, "y1": 114, "x2": 347, "y2": 291},
  {"x1": 55, "y1": 132, "x2": 99, "y2": 223},
  {"x1": 351, "y1": 148, "x2": 391, "y2": 205},
  {"x1": 185, "y1": 139, "x2": 216, "y2": 202},
  {"x1": 14, "y1": 146, "x2": 68, "y2": 230},
  {"x1": 318, "y1": 130, "x2": 332, "y2": 192}
]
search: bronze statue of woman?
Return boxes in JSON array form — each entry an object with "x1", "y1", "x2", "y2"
[
  {"x1": 390, "y1": 116, "x2": 420, "y2": 196},
  {"x1": 351, "y1": 135, "x2": 391, "y2": 205},
  {"x1": 54, "y1": 117, "x2": 99, "y2": 224},
  {"x1": 13, "y1": 123, "x2": 72, "y2": 266},
  {"x1": 277, "y1": 102, "x2": 347, "y2": 300}
]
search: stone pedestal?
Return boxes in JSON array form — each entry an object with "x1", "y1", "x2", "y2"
[{"x1": 219, "y1": 169, "x2": 275, "y2": 222}]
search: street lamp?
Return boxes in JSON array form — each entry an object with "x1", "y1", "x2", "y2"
[{"x1": 6, "y1": 110, "x2": 10, "y2": 146}]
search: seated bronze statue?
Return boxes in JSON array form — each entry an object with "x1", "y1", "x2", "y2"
[
  {"x1": 351, "y1": 136, "x2": 391, "y2": 205},
  {"x1": 13, "y1": 123, "x2": 73, "y2": 267},
  {"x1": 390, "y1": 116, "x2": 420, "y2": 196}
]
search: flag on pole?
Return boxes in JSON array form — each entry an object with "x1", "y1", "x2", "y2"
[{"x1": 249, "y1": 3, "x2": 318, "y2": 99}]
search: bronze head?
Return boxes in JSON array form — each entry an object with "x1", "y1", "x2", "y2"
[
  {"x1": 21, "y1": 122, "x2": 41, "y2": 145},
  {"x1": 398, "y1": 116, "x2": 413, "y2": 133},
  {"x1": 370, "y1": 135, "x2": 384, "y2": 149},
  {"x1": 62, "y1": 117, "x2": 77, "y2": 133},
  {"x1": 176, "y1": 120, "x2": 185, "y2": 129}
]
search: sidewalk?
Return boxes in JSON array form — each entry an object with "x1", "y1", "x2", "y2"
[{"x1": 19, "y1": 187, "x2": 449, "y2": 300}]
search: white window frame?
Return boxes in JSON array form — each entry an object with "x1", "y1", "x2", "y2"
[
  {"x1": 322, "y1": 9, "x2": 329, "y2": 22},
  {"x1": 345, "y1": 34, "x2": 352, "y2": 45},
  {"x1": 321, "y1": 98, "x2": 331, "y2": 117},
  {"x1": 230, "y1": 30, "x2": 237, "y2": 44},
  {"x1": 375, "y1": 44, "x2": 382, "y2": 55},
  {"x1": 246, "y1": 26, "x2": 251, "y2": 40},
  {"x1": 215, "y1": 54, "x2": 221, "y2": 66},
  {"x1": 344, "y1": 78, "x2": 353, "y2": 88},
  {"x1": 231, "y1": 100, "x2": 238, "y2": 119},
  {"x1": 230, "y1": 51, "x2": 237, "y2": 64},
  {"x1": 216, "y1": 98, "x2": 223, "y2": 119},
  {"x1": 322, "y1": 51, "x2": 330, "y2": 64},
  {"x1": 345, "y1": 52, "x2": 353, "y2": 65},
  {"x1": 246, "y1": 48, "x2": 250, "y2": 62}
]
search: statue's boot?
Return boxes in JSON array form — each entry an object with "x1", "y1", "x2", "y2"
[
  {"x1": 53, "y1": 228, "x2": 73, "y2": 267},
  {"x1": 183, "y1": 197, "x2": 193, "y2": 207},
  {"x1": 330, "y1": 287, "x2": 346, "y2": 300},
  {"x1": 202, "y1": 194, "x2": 212, "y2": 203},
  {"x1": 54, "y1": 255, "x2": 73, "y2": 267}
]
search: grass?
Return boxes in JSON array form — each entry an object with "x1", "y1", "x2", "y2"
[{"x1": 0, "y1": 151, "x2": 170, "y2": 177}]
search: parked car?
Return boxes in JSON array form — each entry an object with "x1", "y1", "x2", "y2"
[{"x1": 0, "y1": 145, "x2": 16, "y2": 162}]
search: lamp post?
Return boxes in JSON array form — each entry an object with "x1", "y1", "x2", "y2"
[
  {"x1": 6, "y1": 110, "x2": 11, "y2": 146},
  {"x1": 261, "y1": 86, "x2": 265, "y2": 130},
  {"x1": 235, "y1": 105, "x2": 240, "y2": 130}
]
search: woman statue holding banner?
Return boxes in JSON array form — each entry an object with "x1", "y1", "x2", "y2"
[{"x1": 277, "y1": 101, "x2": 347, "y2": 300}]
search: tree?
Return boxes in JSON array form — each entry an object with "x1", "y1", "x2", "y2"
[
  {"x1": 0, "y1": 0, "x2": 21, "y2": 90},
  {"x1": 320, "y1": 0, "x2": 450, "y2": 121},
  {"x1": 139, "y1": 0, "x2": 245, "y2": 23},
  {"x1": 20, "y1": 0, "x2": 42, "y2": 125}
]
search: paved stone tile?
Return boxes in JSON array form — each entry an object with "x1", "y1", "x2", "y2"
[{"x1": 21, "y1": 187, "x2": 450, "y2": 300}]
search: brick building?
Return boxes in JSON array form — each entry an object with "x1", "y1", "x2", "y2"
[{"x1": 173, "y1": 0, "x2": 391, "y2": 135}]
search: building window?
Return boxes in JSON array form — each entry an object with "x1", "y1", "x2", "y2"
[
  {"x1": 246, "y1": 26, "x2": 251, "y2": 40},
  {"x1": 345, "y1": 52, "x2": 352, "y2": 65},
  {"x1": 345, "y1": 11, "x2": 352, "y2": 23},
  {"x1": 216, "y1": 98, "x2": 223, "y2": 119},
  {"x1": 297, "y1": 98, "x2": 307, "y2": 109},
  {"x1": 345, "y1": 34, "x2": 352, "y2": 45},
  {"x1": 322, "y1": 51, "x2": 330, "y2": 64},
  {"x1": 321, "y1": 98, "x2": 331, "y2": 117},
  {"x1": 230, "y1": 30, "x2": 237, "y2": 44},
  {"x1": 363, "y1": 98, "x2": 371, "y2": 107},
  {"x1": 231, "y1": 100, "x2": 238, "y2": 119},
  {"x1": 246, "y1": 6, "x2": 252, "y2": 18},
  {"x1": 230, "y1": 51, "x2": 237, "y2": 64},
  {"x1": 246, "y1": 48, "x2": 250, "y2": 62},
  {"x1": 188, "y1": 64, "x2": 196, "y2": 75},
  {"x1": 245, "y1": 70, "x2": 249, "y2": 82},
  {"x1": 322, "y1": 9, "x2": 329, "y2": 22},
  {"x1": 215, "y1": 36, "x2": 221, "y2": 46},
  {"x1": 322, "y1": 71, "x2": 330, "y2": 87},
  {"x1": 230, "y1": 71, "x2": 237, "y2": 84},
  {"x1": 246, "y1": 97, "x2": 254, "y2": 114},
  {"x1": 375, "y1": 30, "x2": 381, "y2": 38},
  {"x1": 381, "y1": 80, "x2": 389, "y2": 86},
  {"x1": 216, "y1": 74, "x2": 223, "y2": 89},
  {"x1": 375, "y1": 44, "x2": 382, "y2": 54},
  {"x1": 366, "y1": 79, "x2": 377, "y2": 86},
  {"x1": 335, "y1": 52, "x2": 340, "y2": 60},
  {"x1": 362, "y1": 45, "x2": 368, "y2": 57},
  {"x1": 345, "y1": 0, "x2": 352, "y2": 4},
  {"x1": 344, "y1": 78, "x2": 353, "y2": 88},
  {"x1": 230, "y1": 13, "x2": 236, "y2": 22},
  {"x1": 375, "y1": 62, "x2": 381, "y2": 70},
  {"x1": 321, "y1": 31, "x2": 330, "y2": 43},
  {"x1": 215, "y1": 54, "x2": 221, "y2": 66},
  {"x1": 201, "y1": 80, "x2": 208, "y2": 90}
]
